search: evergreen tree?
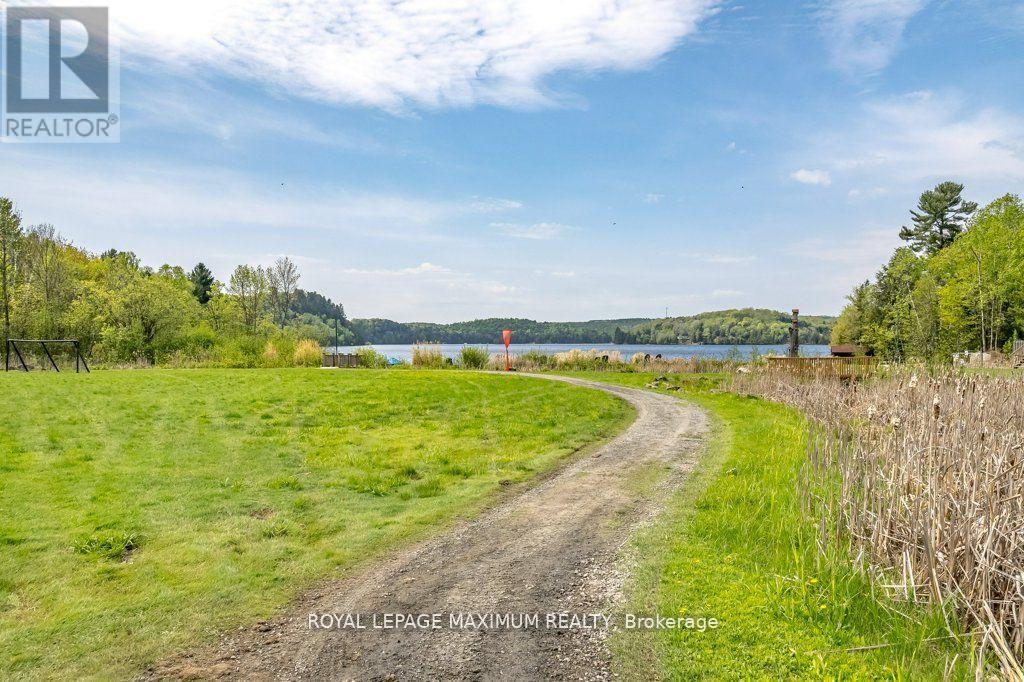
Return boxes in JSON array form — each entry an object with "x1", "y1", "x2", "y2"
[
  {"x1": 899, "y1": 181, "x2": 978, "y2": 255},
  {"x1": 188, "y1": 262, "x2": 215, "y2": 304}
]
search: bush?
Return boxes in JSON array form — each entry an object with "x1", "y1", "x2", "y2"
[
  {"x1": 355, "y1": 346, "x2": 388, "y2": 368},
  {"x1": 550, "y1": 348, "x2": 625, "y2": 370},
  {"x1": 412, "y1": 343, "x2": 445, "y2": 368},
  {"x1": 180, "y1": 323, "x2": 218, "y2": 352},
  {"x1": 520, "y1": 349, "x2": 551, "y2": 368},
  {"x1": 217, "y1": 336, "x2": 265, "y2": 368},
  {"x1": 458, "y1": 346, "x2": 488, "y2": 369},
  {"x1": 293, "y1": 339, "x2": 322, "y2": 367},
  {"x1": 262, "y1": 340, "x2": 280, "y2": 364}
]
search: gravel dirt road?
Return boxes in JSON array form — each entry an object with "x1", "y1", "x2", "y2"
[{"x1": 146, "y1": 374, "x2": 707, "y2": 681}]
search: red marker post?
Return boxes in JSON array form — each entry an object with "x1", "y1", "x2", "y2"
[{"x1": 502, "y1": 329, "x2": 512, "y2": 371}]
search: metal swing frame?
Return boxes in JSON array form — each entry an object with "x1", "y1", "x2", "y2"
[{"x1": 4, "y1": 339, "x2": 90, "y2": 373}]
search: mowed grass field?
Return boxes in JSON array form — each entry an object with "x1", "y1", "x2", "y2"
[{"x1": 0, "y1": 368, "x2": 632, "y2": 680}]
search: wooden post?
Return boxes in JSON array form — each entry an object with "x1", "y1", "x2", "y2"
[{"x1": 788, "y1": 308, "x2": 799, "y2": 358}]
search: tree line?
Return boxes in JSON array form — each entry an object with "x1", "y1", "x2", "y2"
[
  {"x1": 351, "y1": 310, "x2": 835, "y2": 346},
  {"x1": 832, "y1": 182, "x2": 1024, "y2": 360},
  {"x1": 619, "y1": 309, "x2": 834, "y2": 346},
  {"x1": 348, "y1": 317, "x2": 650, "y2": 345},
  {"x1": 0, "y1": 197, "x2": 355, "y2": 367}
]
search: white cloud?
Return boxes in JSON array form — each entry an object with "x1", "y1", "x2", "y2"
[
  {"x1": 643, "y1": 193, "x2": 664, "y2": 204},
  {"x1": 334, "y1": 260, "x2": 518, "y2": 317},
  {"x1": 706, "y1": 254, "x2": 755, "y2": 265},
  {"x1": 798, "y1": 91, "x2": 1024, "y2": 193},
  {"x1": 492, "y1": 221, "x2": 576, "y2": 240},
  {"x1": 340, "y1": 262, "x2": 452, "y2": 277},
  {"x1": 0, "y1": 152, "x2": 539, "y2": 248},
  {"x1": 820, "y1": 0, "x2": 927, "y2": 74},
  {"x1": 93, "y1": 0, "x2": 719, "y2": 111},
  {"x1": 790, "y1": 168, "x2": 832, "y2": 186},
  {"x1": 128, "y1": 83, "x2": 383, "y2": 150},
  {"x1": 679, "y1": 252, "x2": 757, "y2": 265},
  {"x1": 847, "y1": 186, "x2": 890, "y2": 199},
  {"x1": 467, "y1": 197, "x2": 523, "y2": 213},
  {"x1": 787, "y1": 228, "x2": 900, "y2": 265}
]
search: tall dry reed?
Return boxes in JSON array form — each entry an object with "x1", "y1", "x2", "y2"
[
  {"x1": 734, "y1": 368, "x2": 1024, "y2": 677},
  {"x1": 411, "y1": 343, "x2": 445, "y2": 368}
]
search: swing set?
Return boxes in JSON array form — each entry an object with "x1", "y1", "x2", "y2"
[{"x1": 4, "y1": 339, "x2": 90, "y2": 373}]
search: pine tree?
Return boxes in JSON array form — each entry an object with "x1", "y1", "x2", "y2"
[
  {"x1": 899, "y1": 181, "x2": 978, "y2": 255},
  {"x1": 188, "y1": 262, "x2": 215, "y2": 304}
]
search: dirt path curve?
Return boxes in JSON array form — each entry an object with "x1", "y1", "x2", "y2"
[{"x1": 148, "y1": 375, "x2": 707, "y2": 681}]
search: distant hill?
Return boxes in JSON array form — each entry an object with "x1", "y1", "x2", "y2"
[
  {"x1": 625, "y1": 308, "x2": 835, "y2": 345},
  {"x1": 349, "y1": 309, "x2": 836, "y2": 345},
  {"x1": 349, "y1": 317, "x2": 650, "y2": 344}
]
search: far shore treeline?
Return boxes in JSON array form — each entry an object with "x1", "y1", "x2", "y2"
[
  {"x1": 832, "y1": 184, "x2": 1024, "y2": 361},
  {"x1": 351, "y1": 309, "x2": 834, "y2": 346},
  {"x1": 0, "y1": 196, "x2": 836, "y2": 367}
]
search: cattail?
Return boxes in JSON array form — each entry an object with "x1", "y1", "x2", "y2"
[{"x1": 730, "y1": 367, "x2": 1024, "y2": 676}]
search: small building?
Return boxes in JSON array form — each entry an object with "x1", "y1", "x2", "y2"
[{"x1": 830, "y1": 344, "x2": 867, "y2": 358}]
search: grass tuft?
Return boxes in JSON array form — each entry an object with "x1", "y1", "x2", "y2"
[{"x1": 72, "y1": 532, "x2": 141, "y2": 562}]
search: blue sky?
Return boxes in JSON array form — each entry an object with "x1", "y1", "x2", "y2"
[{"x1": 3, "y1": 0, "x2": 1023, "y2": 322}]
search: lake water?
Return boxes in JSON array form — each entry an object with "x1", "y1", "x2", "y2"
[{"x1": 327, "y1": 343, "x2": 831, "y2": 362}]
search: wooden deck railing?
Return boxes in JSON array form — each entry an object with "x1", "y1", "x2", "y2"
[
  {"x1": 764, "y1": 355, "x2": 878, "y2": 379},
  {"x1": 322, "y1": 353, "x2": 361, "y2": 368}
]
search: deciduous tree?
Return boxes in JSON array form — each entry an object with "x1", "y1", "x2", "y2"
[
  {"x1": 229, "y1": 264, "x2": 268, "y2": 334},
  {"x1": 0, "y1": 197, "x2": 23, "y2": 364},
  {"x1": 267, "y1": 256, "x2": 300, "y2": 328}
]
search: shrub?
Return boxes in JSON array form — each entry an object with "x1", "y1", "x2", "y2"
[
  {"x1": 293, "y1": 339, "x2": 322, "y2": 367},
  {"x1": 520, "y1": 349, "x2": 551, "y2": 368},
  {"x1": 458, "y1": 346, "x2": 488, "y2": 369},
  {"x1": 412, "y1": 343, "x2": 445, "y2": 368},
  {"x1": 262, "y1": 341, "x2": 279, "y2": 364},
  {"x1": 355, "y1": 346, "x2": 388, "y2": 368},
  {"x1": 181, "y1": 323, "x2": 218, "y2": 352},
  {"x1": 214, "y1": 336, "x2": 267, "y2": 368}
]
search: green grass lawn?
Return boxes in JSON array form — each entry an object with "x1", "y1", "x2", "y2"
[
  {"x1": 558, "y1": 371, "x2": 971, "y2": 680},
  {"x1": 0, "y1": 368, "x2": 632, "y2": 680}
]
